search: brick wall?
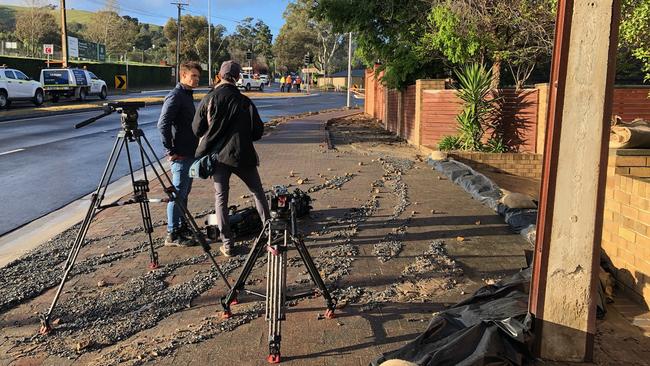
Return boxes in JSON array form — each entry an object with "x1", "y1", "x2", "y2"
[
  {"x1": 447, "y1": 152, "x2": 543, "y2": 179},
  {"x1": 601, "y1": 149, "x2": 650, "y2": 307},
  {"x1": 612, "y1": 88, "x2": 650, "y2": 121},
  {"x1": 420, "y1": 90, "x2": 463, "y2": 148},
  {"x1": 403, "y1": 85, "x2": 417, "y2": 143},
  {"x1": 386, "y1": 90, "x2": 399, "y2": 134}
]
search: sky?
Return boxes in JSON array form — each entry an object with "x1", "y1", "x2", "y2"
[{"x1": 2, "y1": 0, "x2": 291, "y2": 37}]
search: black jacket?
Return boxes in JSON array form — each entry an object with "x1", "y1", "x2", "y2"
[
  {"x1": 192, "y1": 83, "x2": 264, "y2": 167},
  {"x1": 157, "y1": 83, "x2": 198, "y2": 157}
]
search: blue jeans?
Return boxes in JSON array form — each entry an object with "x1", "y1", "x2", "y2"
[{"x1": 167, "y1": 158, "x2": 194, "y2": 233}]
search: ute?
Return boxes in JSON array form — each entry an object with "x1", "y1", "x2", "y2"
[
  {"x1": 236, "y1": 73, "x2": 264, "y2": 92},
  {"x1": 0, "y1": 66, "x2": 45, "y2": 108},
  {"x1": 40, "y1": 68, "x2": 107, "y2": 102}
]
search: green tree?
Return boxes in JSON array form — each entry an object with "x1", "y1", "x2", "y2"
[
  {"x1": 14, "y1": 0, "x2": 60, "y2": 57},
  {"x1": 620, "y1": 0, "x2": 650, "y2": 82},
  {"x1": 85, "y1": 2, "x2": 138, "y2": 58},
  {"x1": 227, "y1": 17, "x2": 273, "y2": 72},
  {"x1": 314, "y1": 0, "x2": 443, "y2": 89},
  {"x1": 164, "y1": 15, "x2": 229, "y2": 67},
  {"x1": 421, "y1": 0, "x2": 555, "y2": 89}
]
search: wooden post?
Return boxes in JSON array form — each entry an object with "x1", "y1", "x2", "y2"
[{"x1": 530, "y1": 0, "x2": 621, "y2": 361}]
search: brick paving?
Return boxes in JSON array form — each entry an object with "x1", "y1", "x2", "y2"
[{"x1": 1, "y1": 110, "x2": 533, "y2": 366}]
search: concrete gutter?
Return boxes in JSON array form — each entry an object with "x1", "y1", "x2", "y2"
[{"x1": 0, "y1": 160, "x2": 171, "y2": 268}]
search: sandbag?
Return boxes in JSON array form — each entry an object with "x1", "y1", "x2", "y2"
[{"x1": 609, "y1": 116, "x2": 650, "y2": 149}]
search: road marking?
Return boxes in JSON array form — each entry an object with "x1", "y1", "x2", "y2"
[
  {"x1": 256, "y1": 105, "x2": 275, "y2": 109},
  {"x1": 0, "y1": 148, "x2": 25, "y2": 156}
]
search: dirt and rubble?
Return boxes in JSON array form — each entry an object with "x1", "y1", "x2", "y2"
[{"x1": 0, "y1": 112, "x2": 545, "y2": 365}]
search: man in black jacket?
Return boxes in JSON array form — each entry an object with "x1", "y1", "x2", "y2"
[
  {"x1": 157, "y1": 61, "x2": 201, "y2": 246},
  {"x1": 193, "y1": 60, "x2": 269, "y2": 257}
]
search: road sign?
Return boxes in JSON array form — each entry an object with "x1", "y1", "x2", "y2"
[
  {"x1": 301, "y1": 67, "x2": 320, "y2": 74},
  {"x1": 43, "y1": 44, "x2": 54, "y2": 55},
  {"x1": 115, "y1": 75, "x2": 127, "y2": 90}
]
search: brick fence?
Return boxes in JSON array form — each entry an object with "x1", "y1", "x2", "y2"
[
  {"x1": 448, "y1": 152, "x2": 543, "y2": 179},
  {"x1": 365, "y1": 68, "x2": 650, "y2": 155},
  {"x1": 602, "y1": 150, "x2": 650, "y2": 306}
]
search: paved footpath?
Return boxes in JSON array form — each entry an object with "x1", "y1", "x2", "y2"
[{"x1": 0, "y1": 110, "x2": 530, "y2": 366}]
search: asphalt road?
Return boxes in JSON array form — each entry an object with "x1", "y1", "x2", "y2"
[{"x1": 0, "y1": 89, "x2": 363, "y2": 235}]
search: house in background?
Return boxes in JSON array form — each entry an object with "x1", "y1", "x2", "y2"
[{"x1": 317, "y1": 69, "x2": 365, "y2": 91}]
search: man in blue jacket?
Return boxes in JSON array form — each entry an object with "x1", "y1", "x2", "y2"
[{"x1": 157, "y1": 61, "x2": 202, "y2": 246}]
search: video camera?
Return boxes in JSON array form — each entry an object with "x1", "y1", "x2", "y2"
[
  {"x1": 75, "y1": 101, "x2": 146, "y2": 130},
  {"x1": 268, "y1": 185, "x2": 311, "y2": 219}
]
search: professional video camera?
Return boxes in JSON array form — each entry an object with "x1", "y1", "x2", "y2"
[
  {"x1": 268, "y1": 185, "x2": 312, "y2": 219},
  {"x1": 205, "y1": 206, "x2": 262, "y2": 240}
]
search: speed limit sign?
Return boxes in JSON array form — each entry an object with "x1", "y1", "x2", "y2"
[{"x1": 43, "y1": 44, "x2": 54, "y2": 55}]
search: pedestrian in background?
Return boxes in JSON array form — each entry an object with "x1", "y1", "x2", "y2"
[
  {"x1": 280, "y1": 75, "x2": 286, "y2": 92},
  {"x1": 157, "y1": 61, "x2": 202, "y2": 247},
  {"x1": 295, "y1": 75, "x2": 302, "y2": 92}
]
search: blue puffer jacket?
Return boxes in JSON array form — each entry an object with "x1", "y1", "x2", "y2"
[{"x1": 157, "y1": 83, "x2": 198, "y2": 157}]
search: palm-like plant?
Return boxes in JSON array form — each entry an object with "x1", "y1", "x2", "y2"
[{"x1": 454, "y1": 63, "x2": 497, "y2": 151}]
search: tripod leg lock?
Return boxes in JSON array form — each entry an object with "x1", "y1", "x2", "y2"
[
  {"x1": 324, "y1": 308, "x2": 336, "y2": 319},
  {"x1": 268, "y1": 339, "x2": 281, "y2": 364}
]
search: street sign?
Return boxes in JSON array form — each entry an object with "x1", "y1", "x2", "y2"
[
  {"x1": 67, "y1": 36, "x2": 79, "y2": 58},
  {"x1": 301, "y1": 67, "x2": 320, "y2": 74},
  {"x1": 115, "y1": 75, "x2": 127, "y2": 90},
  {"x1": 43, "y1": 44, "x2": 54, "y2": 55}
]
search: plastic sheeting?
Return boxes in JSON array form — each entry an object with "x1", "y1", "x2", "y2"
[
  {"x1": 372, "y1": 269, "x2": 533, "y2": 366},
  {"x1": 428, "y1": 158, "x2": 537, "y2": 245}
]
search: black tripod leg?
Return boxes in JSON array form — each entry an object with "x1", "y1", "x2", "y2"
[
  {"x1": 40, "y1": 135, "x2": 127, "y2": 334},
  {"x1": 125, "y1": 137, "x2": 158, "y2": 268},
  {"x1": 221, "y1": 221, "x2": 270, "y2": 318},
  {"x1": 293, "y1": 237, "x2": 337, "y2": 318},
  {"x1": 135, "y1": 133, "x2": 231, "y2": 289}
]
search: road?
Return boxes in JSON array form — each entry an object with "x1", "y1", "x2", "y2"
[{"x1": 0, "y1": 89, "x2": 363, "y2": 235}]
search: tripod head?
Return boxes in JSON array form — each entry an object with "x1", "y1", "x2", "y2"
[{"x1": 75, "y1": 101, "x2": 146, "y2": 131}]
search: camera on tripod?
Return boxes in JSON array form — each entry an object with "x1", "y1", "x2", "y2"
[{"x1": 268, "y1": 185, "x2": 311, "y2": 220}]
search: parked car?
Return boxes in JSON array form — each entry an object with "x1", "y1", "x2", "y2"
[
  {"x1": 39, "y1": 68, "x2": 107, "y2": 102},
  {"x1": 0, "y1": 66, "x2": 45, "y2": 108},
  {"x1": 236, "y1": 73, "x2": 264, "y2": 92},
  {"x1": 259, "y1": 74, "x2": 269, "y2": 84}
]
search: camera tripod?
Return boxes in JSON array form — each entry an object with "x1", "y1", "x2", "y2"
[
  {"x1": 38, "y1": 102, "x2": 232, "y2": 335},
  {"x1": 220, "y1": 200, "x2": 337, "y2": 364}
]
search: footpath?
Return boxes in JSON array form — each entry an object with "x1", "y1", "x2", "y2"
[{"x1": 0, "y1": 111, "x2": 646, "y2": 365}]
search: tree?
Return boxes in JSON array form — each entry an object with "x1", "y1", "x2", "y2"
[
  {"x1": 314, "y1": 0, "x2": 443, "y2": 89},
  {"x1": 620, "y1": 0, "x2": 650, "y2": 82},
  {"x1": 85, "y1": 1, "x2": 138, "y2": 58},
  {"x1": 163, "y1": 15, "x2": 229, "y2": 67},
  {"x1": 421, "y1": 0, "x2": 555, "y2": 89},
  {"x1": 227, "y1": 17, "x2": 273, "y2": 72},
  {"x1": 14, "y1": 0, "x2": 59, "y2": 57}
]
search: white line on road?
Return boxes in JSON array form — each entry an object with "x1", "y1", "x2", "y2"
[{"x1": 0, "y1": 148, "x2": 25, "y2": 156}]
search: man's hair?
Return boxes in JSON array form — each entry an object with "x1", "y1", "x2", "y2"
[
  {"x1": 221, "y1": 73, "x2": 238, "y2": 83},
  {"x1": 180, "y1": 61, "x2": 202, "y2": 73}
]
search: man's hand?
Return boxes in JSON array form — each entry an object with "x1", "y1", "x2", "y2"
[{"x1": 168, "y1": 154, "x2": 183, "y2": 161}]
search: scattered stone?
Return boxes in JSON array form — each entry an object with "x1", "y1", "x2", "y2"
[
  {"x1": 97, "y1": 280, "x2": 106, "y2": 288},
  {"x1": 456, "y1": 236, "x2": 465, "y2": 242}
]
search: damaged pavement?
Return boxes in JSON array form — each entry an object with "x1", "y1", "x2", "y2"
[{"x1": 0, "y1": 110, "x2": 549, "y2": 365}]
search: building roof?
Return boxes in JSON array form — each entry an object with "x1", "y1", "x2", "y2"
[{"x1": 328, "y1": 69, "x2": 365, "y2": 78}]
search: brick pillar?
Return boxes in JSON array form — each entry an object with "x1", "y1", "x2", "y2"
[{"x1": 415, "y1": 79, "x2": 446, "y2": 147}]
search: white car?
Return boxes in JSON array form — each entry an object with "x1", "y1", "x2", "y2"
[
  {"x1": 0, "y1": 66, "x2": 45, "y2": 108},
  {"x1": 40, "y1": 68, "x2": 108, "y2": 102},
  {"x1": 236, "y1": 73, "x2": 264, "y2": 92}
]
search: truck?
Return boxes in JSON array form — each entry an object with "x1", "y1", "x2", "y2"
[
  {"x1": 0, "y1": 66, "x2": 45, "y2": 108},
  {"x1": 236, "y1": 73, "x2": 264, "y2": 92},
  {"x1": 39, "y1": 68, "x2": 108, "y2": 102}
]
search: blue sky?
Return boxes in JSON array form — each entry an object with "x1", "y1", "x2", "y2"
[{"x1": 4, "y1": 0, "x2": 290, "y2": 37}]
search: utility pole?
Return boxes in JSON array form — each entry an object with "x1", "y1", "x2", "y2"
[
  {"x1": 171, "y1": 1, "x2": 188, "y2": 83},
  {"x1": 346, "y1": 32, "x2": 352, "y2": 108},
  {"x1": 60, "y1": 0, "x2": 69, "y2": 67},
  {"x1": 208, "y1": 0, "x2": 212, "y2": 85}
]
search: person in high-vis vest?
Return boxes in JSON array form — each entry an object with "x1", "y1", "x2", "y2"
[{"x1": 280, "y1": 75, "x2": 286, "y2": 92}]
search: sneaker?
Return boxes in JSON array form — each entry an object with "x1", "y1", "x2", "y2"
[{"x1": 219, "y1": 245, "x2": 233, "y2": 257}]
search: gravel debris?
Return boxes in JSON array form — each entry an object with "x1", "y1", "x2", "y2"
[{"x1": 307, "y1": 173, "x2": 355, "y2": 193}]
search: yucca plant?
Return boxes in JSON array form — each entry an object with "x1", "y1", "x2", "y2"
[
  {"x1": 438, "y1": 135, "x2": 462, "y2": 151},
  {"x1": 454, "y1": 63, "x2": 497, "y2": 151}
]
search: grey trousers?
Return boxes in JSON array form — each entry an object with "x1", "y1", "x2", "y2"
[{"x1": 213, "y1": 163, "x2": 270, "y2": 248}]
